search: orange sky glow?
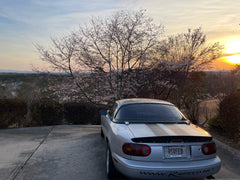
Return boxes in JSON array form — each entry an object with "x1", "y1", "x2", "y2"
[
  {"x1": 211, "y1": 37, "x2": 240, "y2": 70},
  {"x1": 211, "y1": 58, "x2": 236, "y2": 70}
]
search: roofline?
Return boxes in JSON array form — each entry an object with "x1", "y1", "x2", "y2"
[{"x1": 116, "y1": 98, "x2": 173, "y2": 107}]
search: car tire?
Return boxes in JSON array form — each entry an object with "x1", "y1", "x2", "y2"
[
  {"x1": 106, "y1": 145, "x2": 117, "y2": 178},
  {"x1": 101, "y1": 128, "x2": 104, "y2": 138},
  {"x1": 206, "y1": 175, "x2": 215, "y2": 179}
]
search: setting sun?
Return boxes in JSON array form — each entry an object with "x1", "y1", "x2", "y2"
[
  {"x1": 224, "y1": 39, "x2": 240, "y2": 64},
  {"x1": 225, "y1": 55, "x2": 240, "y2": 64}
]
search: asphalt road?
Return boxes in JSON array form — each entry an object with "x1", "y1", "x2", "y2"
[{"x1": 0, "y1": 125, "x2": 239, "y2": 180}]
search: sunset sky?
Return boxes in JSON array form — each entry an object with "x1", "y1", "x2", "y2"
[{"x1": 0, "y1": 0, "x2": 240, "y2": 71}]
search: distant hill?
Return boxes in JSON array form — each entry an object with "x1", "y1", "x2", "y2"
[{"x1": 0, "y1": 70, "x2": 36, "y2": 74}]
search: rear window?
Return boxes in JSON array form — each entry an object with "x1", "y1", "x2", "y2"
[{"x1": 114, "y1": 103, "x2": 185, "y2": 123}]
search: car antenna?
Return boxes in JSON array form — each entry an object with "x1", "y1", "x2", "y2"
[{"x1": 125, "y1": 121, "x2": 129, "y2": 125}]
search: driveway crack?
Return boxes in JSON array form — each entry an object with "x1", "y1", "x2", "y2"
[{"x1": 9, "y1": 126, "x2": 54, "y2": 180}]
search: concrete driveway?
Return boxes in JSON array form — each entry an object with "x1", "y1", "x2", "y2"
[{"x1": 0, "y1": 125, "x2": 239, "y2": 180}]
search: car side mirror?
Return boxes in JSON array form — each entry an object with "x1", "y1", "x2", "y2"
[
  {"x1": 107, "y1": 110, "x2": 113, "y2": 120},
  {"x1": 100, "y1": 110, "x2": 107, "y2": 116}
]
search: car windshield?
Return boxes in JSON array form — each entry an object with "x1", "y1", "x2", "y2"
[{"x1": 114, "y1": 103, "x2": 186, "y2": 123}]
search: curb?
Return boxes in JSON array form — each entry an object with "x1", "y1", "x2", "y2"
[{"x1": 215, "y1": 139, "x2": 240, "y2": 176}]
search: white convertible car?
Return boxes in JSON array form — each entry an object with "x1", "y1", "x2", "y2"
[{"x1": 101, "y1": 98, "x2": 221, "y2": 179}]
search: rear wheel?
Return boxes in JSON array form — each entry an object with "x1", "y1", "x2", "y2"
[
  {"x1": 101, "y1": 128, "x2": 104, "y2": 138},
  {"x1": 106, "y1": 145, "x2": 117, "y2": 178},
  {"x1": 206, "y1": 175, "x2": 215, "y2": 179}
]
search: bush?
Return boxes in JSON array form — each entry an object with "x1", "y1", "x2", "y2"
[
  {"x1": 0, "y1": 99, "x2": 27, "y2": 128},
  {"x1": 64, "y1": 102, "x2": 106, "y2": 125},
  {"x1": 217, "y1": 91, "x2": 240, "y2": 142},
  {"x1": 0, "y1": 98, "x2": 107, "y2": 128},
  {"x1": 30, "y1": 99, "x2": 63, "y2": 126},
  {"x1": 207, "y1": 115, "x2": 224, "y2": 130}
]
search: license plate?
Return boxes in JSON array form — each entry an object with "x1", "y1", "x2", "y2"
[{"x1": 164, "y1": 146, "x2": 187, "y2": 158}]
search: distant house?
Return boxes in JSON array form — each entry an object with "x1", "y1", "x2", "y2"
[{"x1": 0, "y1": 81, "x2": 23, "y2": 98}]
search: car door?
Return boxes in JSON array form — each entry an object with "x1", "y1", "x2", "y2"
[{"x1": 102, "y1": 103, "x2": 118, "y2": 139}]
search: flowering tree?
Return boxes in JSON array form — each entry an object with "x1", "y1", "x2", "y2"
[
  {"x1": 36, "y1": 10, "x2": 223, "y2": 113},
  {"x1": 36, "y1": 10, "x2": 163, "y2": 104}
]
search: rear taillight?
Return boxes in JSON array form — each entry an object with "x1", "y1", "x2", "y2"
[
  {"x1": 202, "y1": 142, "x2": 216, "y2": 155},
  {"x1": 122, "y1": 143, "x2": 151, "y2": 156}
]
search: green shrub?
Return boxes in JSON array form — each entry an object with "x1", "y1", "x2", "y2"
[
  {"x1": 207, "y1": 115, "x2": 224, "y2": 129},
  {"x1": 0, "y1": 98, "x2": 107, "y2": 128},
  {"x1": 63, "y1": 102, "x2": 106, "y2": 125},
  {"x1": 218, "y1": 91, "x2": 240, "y2": 141},
  {"x1": 0, "y1": 99, "x2": 27, "y2": 128},
  {"x1": 30, "y1": 99, "x2": 63, "y2": 126}
]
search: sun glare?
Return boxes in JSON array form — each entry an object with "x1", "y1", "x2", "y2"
[
  {"x1": 226, "y1": 55, "x2": 240, "y2": 64},
  {"x1": 224, "y1": 39, "x2": 240, "y2": 64}
]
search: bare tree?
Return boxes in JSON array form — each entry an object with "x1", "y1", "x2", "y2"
[
  {"x1": 155, "y1": 28, "x2": 223, "y2": 72},
  {"x1": 36, "y1": 10, "x2": 163, "y2": 104},
  {"x1": 151, "y1": 28, "x2": 223, "y2": 104}
]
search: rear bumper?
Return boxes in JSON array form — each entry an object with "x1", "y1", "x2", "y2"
[{"x1": 113, "y1": 153, "x2": 221, "y2": 179}]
